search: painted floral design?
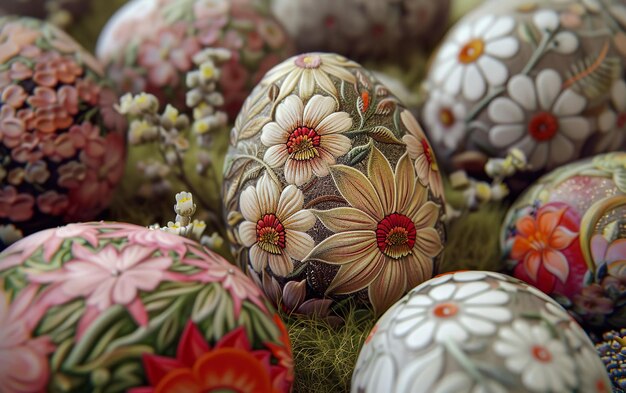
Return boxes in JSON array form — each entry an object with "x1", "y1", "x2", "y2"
[
  {"x1": 431, "y1": 14, "x2": 519, "y2": 101},
  {"x1": 421, "y1": 90, "x2": 467, "y2": 151},
  {"x1": 401, "y1": 109, "x2": 444, "y2": 198},
  {"x1": 238, "y1": 174, "x2": 315, "y2": 277},
  {"x1": 262, "y1": 94, "x2": 352, "y2": 186},
  {"x1": 305, "y1": 146, "x2": 443, "y2": 314},
  {"x1": 488, "y1": 69, "x2": 591, "y2": 171},
  {"x1": 0, "y1": 222, "x2": 292, "y2": 392},
  {"x1": 0, "y1": 17, "x2": 126, "y2": 249},
  {"x1": 591, "y1": 234, "x2": 626, "y2": 277},
  {"x1": 596, "y1": 79, "x2": 626, "y2": 152},
  {"x1": 261, "y1": 53, "x2": 359, "y2": 104},
  {"x1": 494, "y1": 319, "x2": 576, "y2": 392},
  {"x1": 392, "y1": 280, "x2": 511, "y2": 350},
  {"x1": 130, "y1": 322, "x2": 291, "y2": 393}
]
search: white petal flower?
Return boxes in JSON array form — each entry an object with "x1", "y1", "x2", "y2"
[
  {"x1": 238, "y1": 174, "x2": 315, "y2": 276},
  {"x1": 533, "y1": 9, "x2": 579, "y2": 55},
  {"x1": 487, "y1": 69, "x2": 591, "y2": 171},
  {"x1": 494, "y1": 319, "x2": 577, "y2": 392},
  {"x1": 422, "y1": 90, "x2": 467, "y2": 151},
  {"x1": 261, "y1": 94, "x2": 352, "y2": 186},
  {"x1": 596, "y1": 79, "x2": 626, "y2": 152},
  {"x1": 432, "y1": 14, "x2": 519, "y2": 101}
]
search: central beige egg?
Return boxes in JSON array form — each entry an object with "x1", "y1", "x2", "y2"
[{"x1": 223, "y1": 53, "x2": 447, "y2": 317}]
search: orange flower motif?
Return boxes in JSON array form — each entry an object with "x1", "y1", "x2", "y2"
[
  {"x1": 510, "y1": 207, "x2": 578, "y2": 284},
  {"x1": 0, "y1": 22, "x2": 41, "y2": 64}
]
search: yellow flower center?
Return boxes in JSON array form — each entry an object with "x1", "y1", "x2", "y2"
[
  {"x1": 256, "y1": 214, "x2": 286, "y2": 255},
  {"x1": 458, "y1": 38, "x2": 485, "y2": 64},
  {"x1": 376, "y1": 213, "x2": 417, "y2": 259},
  {"x1": 287, "y1": 126, "x2": 321, "y2": 161}
]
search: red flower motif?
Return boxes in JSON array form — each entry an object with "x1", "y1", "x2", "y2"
[{"x1": 130, "y1": 321, "x2": 292, "y2": 393}]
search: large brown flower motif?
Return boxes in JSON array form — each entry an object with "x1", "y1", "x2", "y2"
[{"x1": 304, "y1": 145, "x2": 444, "y2": 314}]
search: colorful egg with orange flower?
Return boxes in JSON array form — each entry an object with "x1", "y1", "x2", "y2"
[
  {"x1": 419, "y1": 0, "x2": 626, "y2": 187},
  {"x1": 501, "y1": 152, "x2": 626, "y2": 331},
  {"x1": 223, "y1": 52, "x2": 447, "y2": 318},
  {"x1": 271, "y1": 0, "x2": 451, "y2": 61},
  {"x1": 353, "y1": 271, "x2": 611, "y2": 393},
  {"x1": 0, "y1": 17, "x2": 126, "y2": 249},
  {"x1": 0, "y1": 221, "x2": 293, "y2": 392},
  {"x1": 96, "y1": 0, "x2": 294, "y2": 119}
]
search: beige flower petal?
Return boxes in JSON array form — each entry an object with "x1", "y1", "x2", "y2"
[
  {"x1": 240, "y1": 185, "x2": 261, "y2": 222},
  {"x1": 261, "y1": 122, "x2": 289, "y2": 146},
  {"x1": 326, "y1": 251, "x2": 385, "y2": 295},
  {"x1": 257, "y1": 174, "x2": 279, "y2": 214},
  {"x1": 264, "y1": 144, "x2": 289, "y2": 168},
  {"x1": 316, "y1": 111, "x2": 352, "y2": 135},
  {"x1": 329, "y1": 165, "x2": 384, "y2": 221},
  {"x1": 405, "y1": 182, "x2": 429, "y2": 220},
  {"x1": 429, "y1": 171, "x2": 444, "y2": 199},
  {"x1": 414, "y1": 227, "x2": 443, "y2": 258},
  {"x1": 323, "y1": 63, "x2": 357, "y2": 85},
  {"x1": 285, "y1": 158, "x2": 313, "y2": 186},
  {"x1": 299, "y1": 70, "x2": 315, "y2": 100},
  {"x1": 411, "y1": 201, "x2": 440, "y2": 230},
  {"x1": 238, "y1": 221, "x2": 257, "y2": 247},
  {"x1": 282, "y1": 209, "x2": 316, "y2": 232},
  {"x1": 310, "y1": 156, "x2": 331, "y2": 177},
  {"x1": 402, "y1": 134, "x2": 422, "y2": 160},
  {"x1": 368, "y1": 261, "x2": 407, "y2": 315},
  {"x1": 274, "y1": 68, "x2": 303, "y2": 106},
  {"x1": 284, "y1": 229, "x2": 315, "y2": 261},
  {"x1": 313, "y1": 207, "x2": 377, "y2": 233},
  {"x1": 395, "y1": 154, "x2": 416, "y2": 213},
  {"x1": 404, "y1": 252, "x2": 433, "y2": 290},
  {"x1": 304, "y1": 230, "x2": 377, "y2": 264},
  {"x1": 313, "y1": 70, "x2": 338, "y2": 98},
  {"x1": 320, "y1": 134, "x2": 351, "y2": 157},
  {"x1": 401, "y1": 109, "x2": 427, "y2": 139},
  {"x1": 268, "y1": 252, "x2": 293, "y2": 277},
  {"x1": 249, "y1": 244, "x2": 267, "y2": 272},
  {"x1": 276, "y1": 185, "x2": 305, "y2": 220},
  {"x1": 368, "y1": 146, "x2": 396, "y2": 215},
  {"x1": 276, "y1": 95, "x2": 303, "y2": 132},
  {"x1": 303, "y1": 95, "x2": 337, "y2": 129}
]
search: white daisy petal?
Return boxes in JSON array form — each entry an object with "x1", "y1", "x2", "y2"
[
  {"x1": 458, "y1": 314, "x2": 496, "y2": 335},
  {"x1": 465, "y1": 306, "x2": 512, "y2": 322},
  {"x1": 453, "y1": 281, "x2": 490, "y2": 300},
  {"x1": 240, "y1": 186, "x2": 261, "y2": 222},
  {"x1": 478, "y1": 55, "x2": 509, "y2": 86},
  {"x1": 453, "y1": 24, "x2": 472, "y2": 45},
  {"x1": 472, "y1": 15, "x2": 495, "y2": 37},
  {"x1": 508, "y1": 74, "x2": 537, "y2": 111},
  {"x1": 463, "y1": 64, "x2": 486, "y2": 101},
  {"x1": 529, "y1": 140, "x2": 549, "y2": 169},
  {"x1": 406, "y1": 319, "x2": 437, "y2": 349},
  {"x1": 444, "y1": 65, "x2": 464, "y2": 96},
  {"x1": 238, "y1": 221, "x2": 257, "y2": 247},
  {"x1": 433, "y1": 58, "x2": 457, "y2": 84},
  {"x1": 558, "y1": 116, "x2": 591, "y2": 140},
  {"x1": 536, "y1": 69, "x2": 562, "y2": 110},
  {"x1": 316, "y1": 111, "x2": 352, "y2": 135},
  {"x1": 534, "y1": 9, "x2": 560, "y2": 32},
  {"x1": 552, "y1": 31, "x2": 579, "y2": 55},
  {"x1": 552, "y1": 89, "x2": 587, "y2": 116},
  {"x1": 435, "y1": 320, "x2": 469, "y2": 343},
  {"x1": 489, "y1": 124, "x2": 525, "y2": 148},
  {"x1": 484, "y1": 36, "x2": 519, "y2": 58},
  {"x1": 464, "y1": 290, "x2": 509, "y2": 305},
  {"x1": 484, "y1": 16, "x2": 515, "y2": 40},
  {"x1": 549, "y1": 133, "x2": 575, "y2": 165},
  {"x1": 276, "y1": 95, "x2": 304, "y2": 131},
  {"x1": 261, "y1": 122, "x2": 290, "y2": 146},
  {"x1": 488, "y1": 97, "x2": 524, "y2": 123},
  {"x1": 264, "y1": 144, "x2": 289, "y2": 168},
  {"x1": 303, "y1": 95, "x2": 337, "y2": 129},
  {"x1": 429, "y1": 283, "x2": 456, "y2": 301}
]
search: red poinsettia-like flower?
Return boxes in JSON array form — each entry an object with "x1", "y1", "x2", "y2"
[{"x1": 130, "y1": 321, "x2": 292, "y2": 393}]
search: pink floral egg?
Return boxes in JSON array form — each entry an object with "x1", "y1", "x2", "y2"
[
  {"x1": 223, "y1": 53, "x2": 447, "y2": 319},
  {"x1": 0, "y1": 17, "x2": 126, "y2": 249},
  {"x1": 0, "y1": 221, "x2": 293, "y2": 392},
  {"x1": 419, "y1": 0, "x2": 626, "y2": 187},
  {"x1": 501, "y1": 152, "x2": 626, "y2": 331},
  {"x1": 271, "y1": 0, "x2": 451, "y2": 61},
  {"x1": 353, "y1": 271, "x2": 611, "y2": 393},
  {"x1": 96, "y1": 0, "x2": 294, "y2": 119}
]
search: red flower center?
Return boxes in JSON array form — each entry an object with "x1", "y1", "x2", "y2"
[
  {"x1": 421, "y1": 139, "x2": 434, "y2": 165},
  {"x1": 287, "y1": 126, "x2": 321, "y2": 161},
  {"x1": 376, "y1": 213, "x2": 417, "y2": 259},
  {"x1": 617, "y1": 112, "x2": 626, "y2": 128},
  {"x1": 458, "y1": 39, "x2": 485, "y2": 64},
  {"x1": 596, "y1": 379, "x2": 609, "y2": 393},
  {"x1": 439, "y1": 107, "x2": 455, "y2": 127},
  {"x1": 531, "y1": 345, "x2": 552, "y2": 363},
  {"x1": 432, "y1": 302, "x2": 459, "y2": 318},
  {"x1": 528, "y1": 112, "x2": 559, "y2": 141},
  {"x1": 256, "y1": 214, "x2": 286, "y2": 255}
]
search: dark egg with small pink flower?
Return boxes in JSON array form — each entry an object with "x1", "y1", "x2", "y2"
[
  {"x1": 0, "y1": 17, "x2": 127, "y2": 249},
  {"x1": 501, "y1": 152, "x2": 626, "y2": 332},
  {"x1": 0, "y1": 221, "x2": 294, "y2": 392}
]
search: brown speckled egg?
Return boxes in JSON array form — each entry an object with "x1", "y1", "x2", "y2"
[
  {"x1": 96, "y1": 0, "x2": 295, "y2": 119},
  {"x1": 271, "y1": 0, "x2": 451, "y2": 61},
  {"x1": 420, "y1": 0, "x2": 626, "y2": 186},
  {"x1": 223, "y1": 52, "x2": 447, "y2": 318},
  {"x1": 0, "y1": 17, "x2": 126, "y2": 249},
  {"x1": 501, "y1": 152, "x2": 626, "y2": 332}
]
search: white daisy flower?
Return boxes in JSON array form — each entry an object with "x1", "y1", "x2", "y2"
[
  {"x1": 432, "y1": 14, "x2": 519, "y2": 101},
  {"x1": 238, "y1": 174, "x2": 316, "y2": 276},
  {"x1": 533, "y1": 9, "x2": 579, "y2": 55},
  {"x1": 422, "y1": 90, "x2": 467, "y2": 151},
  {"x1": 392, "y1": 280, "x2": 512, "y2": 350},
  {"x1": 487, "y1": 69, "x2": 591, "y2": 171},
  {"x1": 261, "y1": 94, "x2": 352, "y2": 186},
  {"x1": 596, "y1": 79, "x2": 626, "y2": 152},
  {"x1": 494, "y1": 319, "x2": 577, "y2": 393}
]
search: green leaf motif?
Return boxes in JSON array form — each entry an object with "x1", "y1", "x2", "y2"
[
  {"x1": 345, "y1": 143, "x2": 371, "y2": 167},
  {"x1": 368, "y1": 126, "x2": 404, "y2": 145}
]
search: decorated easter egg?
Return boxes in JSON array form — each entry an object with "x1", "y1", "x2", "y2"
[
  {"x1": 96, "y1": 0, "x2": 294, "y2": 119},
  {"x1": 501, "y1": 152, "x2": 626, "y2": 331},
  {"x1": 0, "y1": 17, "x2": 126, "y2": 249},
  {"x1": 0, "y1": 221, "x2": 293, "y2": 392},
  {"x1": 223, "y1": 52, "x2": 447, "y2": 318},
  {"x1": 420, "y1": 0, "x2": 626, "y2": 185},
  {"x1": 271, "y1": 0, "x2": 451, "y2": 61},
  {"x1": 352, "y1": 271, "x2": 611, "y2": 393}
]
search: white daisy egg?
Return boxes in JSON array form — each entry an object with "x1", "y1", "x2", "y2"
[
  {"x1": 223, "y1": 53, "x2": 447, "y2": 318},
  {"x1": 353, "y1": 271, "x2": 611, "y2": 393},
  {"x1": 420, "y1": 0, "x2": 626, "y2": 187}
]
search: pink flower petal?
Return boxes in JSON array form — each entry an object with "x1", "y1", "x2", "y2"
[
  {"x1": 542, "y1": 249, "x2": 570, "y2": 283},
  {"x1": 523, "y1": 252, "x2": 542, "y2": 282}
]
